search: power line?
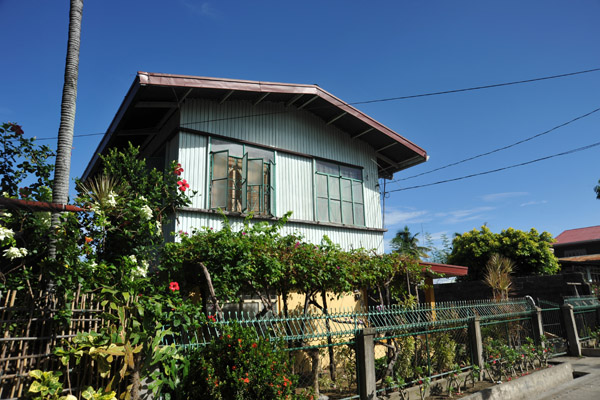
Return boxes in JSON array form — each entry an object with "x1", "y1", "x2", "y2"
[
  {"x1": 386, "y1": 139, "x2": 600, "y2": 193},
  {"x1": 352, "y1": 67, "x2": 600, "y2": 105},
  {"x1": 34, "y1": 132, "x2": 104, "y2": 141},
  {"x1": 18, "y1": 67, "x2": 600, "y2": 142},
  {"x1": 391, "y1": 106, "x2": 600, "y2": 183}
]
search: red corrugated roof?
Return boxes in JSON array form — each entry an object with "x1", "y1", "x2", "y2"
[
  {"x1": 0, "y1": 197, "x2": 87, "y2": 212},
  {"x1": 420, "y1": 261, "x2": 468, "y2": 277},
  {"x1": 555, "y1": 225, "x2": 600, "y2": 245}
]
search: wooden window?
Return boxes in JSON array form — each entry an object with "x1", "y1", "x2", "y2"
[
  {"x1": 209, "y1": 139, "x2": 274, "y2": 215},
  {"x1": 315, "y1": 160, "x2": 364, "y2": 226}
]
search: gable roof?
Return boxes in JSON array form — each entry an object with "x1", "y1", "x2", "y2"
[
  {"x1": 554, "y1": 225, "x2": 600, "y2": 245},
  {"x1": 83, "y1": 72, "x2": 428, "y2": 180}
]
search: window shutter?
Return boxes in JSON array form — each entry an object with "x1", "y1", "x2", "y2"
[
  {"x1": 210, "y1": 150, "x2": 229, "y2": 209},
  {"x1": 269, "y1": 161, "x2": 275, "y2": 216}
]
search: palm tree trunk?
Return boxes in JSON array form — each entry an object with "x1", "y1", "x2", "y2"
[{"x1": 49, "y1": 0, "x2": 84, "y2": 258}]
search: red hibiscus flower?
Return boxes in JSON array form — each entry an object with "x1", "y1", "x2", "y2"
[
  {"x1": 174, "y1": 163, "x2": 184, "y2": 176},
  {"x1": 177, "y1": 179, "x2": 189, "y2": 192},
  {"x1": 169, "y1": 282, "x2": 180, "y2": 291}
]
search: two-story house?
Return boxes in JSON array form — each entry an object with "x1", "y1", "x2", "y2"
[
  {"x1": 83, "y1": 72, "x2": 428, "y2": 252},
  {"x1": 554, "y1": 225, "x2": 600, "y2": 288}
]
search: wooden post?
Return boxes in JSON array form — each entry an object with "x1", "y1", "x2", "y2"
[
  {"x1": 356, "y1": 327, "x2": 377, "y2": 400},
  {"x1": 561, "y1": 304, "x2": 582, "y2": 357}
]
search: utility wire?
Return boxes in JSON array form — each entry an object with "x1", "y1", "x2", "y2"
[
  {"x1": 386, "y1": 139, "x2": 600, "y2": 193},
  {"x1": 19, "y1": 67, "x2": 600, "y2": 142},
  {"x1": 391, "y1": 106, "x2": 600, "y2": 183},
  {"x1": 352, "y1": 67, "x2": 600, "y2": 105}
]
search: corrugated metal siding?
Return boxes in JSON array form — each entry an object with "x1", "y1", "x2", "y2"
[
  {"x1": 177, "y1": 132, "x2": 207, "y2": 209},
  {"x1": 276, "y1": 153, "x2": 313, "y2": 220},
  {"x1": 175, "y1": 211, "x2": 384, "y2": 253},
  {"x1": 180, "y1": 99, "x2": 382, "y2": 229}
]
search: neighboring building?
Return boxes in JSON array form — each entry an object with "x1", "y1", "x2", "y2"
[
  {"x1": 554, "y1": 225, "x2": 600, "y2": 288},
  {"x1": 83, "y1": 72, "x2": 428, "y2": 252}
]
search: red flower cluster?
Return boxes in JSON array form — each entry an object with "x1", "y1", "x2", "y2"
[
  {"x1": 207, "y1": 315, "x2": 216, "y2": 322},
  {"x1": 7, "y1": 122, "x2": 24, "y2": 135},
  {"x1": 169, "y1": 281, "x2": 180, "y2": 292},
  {"x1": 174, "y1": 163, "x2": 184, "y2": 176},
  {"x1": 177, "y1": 179, "x2": 189, "y2": 192}
]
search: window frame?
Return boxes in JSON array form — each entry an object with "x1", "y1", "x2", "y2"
[
  {"x1": 314, "y1": 159, "x2": 365, "y2": 226},
  {"x1": 208, "y1": 137, "x2": 276, "y2": 216}
]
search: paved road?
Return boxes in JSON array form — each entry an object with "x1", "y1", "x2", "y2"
[{"x1": 530, "y1": 356, "x2": 600, "y2": 400}]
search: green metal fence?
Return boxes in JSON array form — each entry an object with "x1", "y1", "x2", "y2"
[
  {"x1": 166, "y1": 298, "x2": 537, "y2": 399},
  {"x1": 565, "y1": 296, "x2": 600, "y2": 341}
]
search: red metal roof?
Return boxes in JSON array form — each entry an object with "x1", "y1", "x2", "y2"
[
  {"x1": 554, "y1": 225, "x2": 600, "y2": 245},
  {"x1": 420, "y1": 261, "x2": 468, "y2": 277},
  {"x1": 83, "y1": 72, "x2": 428, "y2": 180},
  {"x1": 0, "y1": 197, "x2": 86, "y2": 212}
]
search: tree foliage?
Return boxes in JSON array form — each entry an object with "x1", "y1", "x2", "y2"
[
  {"x1": 595, "y1": 179, "x2": 600, "y2": 199},
  {"x1": 448, "y1": 225, "x2": 559, "y2": 280},
  {"x1": 390, "y1": 225, "x2": 430, "y2": 260}
]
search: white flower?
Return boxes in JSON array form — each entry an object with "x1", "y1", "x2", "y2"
[
  {"x1": 133, "y1": 260, "x2": 149, "y2": 278},
  {"x1": 128, "y1": 255, "x2": 137, "y2": 264},
  {"x1": 3, "y1": 247, "x2": 27, "y2": 260},
  {"x1": 0, "y1": 226, "x2": 14, "y2": 241},
  {"x1": 38, "y1": 212, "x2": 51, "y2": 228},
  {"x1": 2, "y1": 212, "x2": 12, "y2": 218},
  {"x1": 140, "y1": 205, "x2": 153, "y2": 220},
  {"x1": 106, "y1": 191, "x2": 117, "y2": 207},
  {"x1": 89, "y1": 261, "x2": 97, "y2": 270},
  {"x1": 155, "y1": 220, "x2": 162, "y2": 236},
  {"x1": 140, "y1": 196, "x2": 147, "y2": 201}
]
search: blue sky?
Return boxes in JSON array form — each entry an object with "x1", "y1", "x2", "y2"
[{"x1": 1, "y1": 0, "x2": 599, "y2": 251}]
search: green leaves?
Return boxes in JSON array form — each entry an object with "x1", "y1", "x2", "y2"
[
  {"x1": 449, "y1": 225, "x2": 559, "y2": 280},
  {"x1": 27, "y1": 370, "x2": 64, "y2": 400}
]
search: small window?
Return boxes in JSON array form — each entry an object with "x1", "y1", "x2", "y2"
[
  {"x1": 315, "y1": 160, "x2": 364, "y2": 226},
  {"x1": 209, "y1": 139, "x2": 274, "y2": 216}
]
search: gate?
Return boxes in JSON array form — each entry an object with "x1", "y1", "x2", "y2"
[{"x1": 538, "y1": 300, "x2": 568, "y2": 356}]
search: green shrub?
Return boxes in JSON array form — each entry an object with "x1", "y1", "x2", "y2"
[
  {"x1": 174, "y1": 324, "x2": 310, "y2": 400},
  {"x1": 431, "y1": 332, "x2": 456, "y2": 373}
]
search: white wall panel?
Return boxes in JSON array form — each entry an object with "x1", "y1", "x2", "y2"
[
  {"x1": 180, "y1": 99, "x2": 383, "y2": 229},
  {"x1": 175, "y1": 211, "x2": 385, "y2": 253},
  {"x1": 276, "y1": 153, "x2": 313, "y2": 220},
  {"x1": 177, "y1": 132, "x2": 207, "y2": 209}
]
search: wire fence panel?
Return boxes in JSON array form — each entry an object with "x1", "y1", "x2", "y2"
[
  {"x1": 564, "y1": 296, "x2": 600, "y2": 342},
  {"x1": 372, "y1": 324, "x2": 471, "y2": 394},
  {"x1": 539, "y1": 300, "x2": 568, "y2": 356},
  {"x1": 574, "y1": 309, "x2": 598, "y2": 341},
  {"x1": 481, "y1": 317, "x2": 534, "y2": 349}
]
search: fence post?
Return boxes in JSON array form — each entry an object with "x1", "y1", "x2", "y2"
[
  {"x1": 468, "y1": 316, "x2": 484, "y2": 373},
  {"x1": 561, "y1": 304, "x2": 582, "y2": 357},
  {"x1": 356, "y1": 327, "x2": 377, "y2": 400},
  {"x1": 531, "y1": 306, "x2": 545, "y2": 346}
]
